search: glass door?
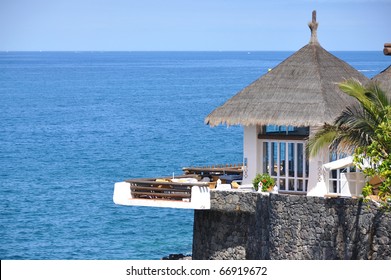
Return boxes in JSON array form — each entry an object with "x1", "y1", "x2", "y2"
[{"x1": 262, "y1": 140, "x2": 308, "y2": 193}]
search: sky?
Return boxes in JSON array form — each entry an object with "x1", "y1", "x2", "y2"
[{"x1": 0, "y1": 0, "x2": 390, "y2": 51}]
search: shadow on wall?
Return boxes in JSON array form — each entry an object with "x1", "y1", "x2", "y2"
[
  {"x1": 193, "y1": 192, "x2": 391, "y2": 260},
  {"x1": 313, "y1": 198, "x2": 388, "y2": 260}
]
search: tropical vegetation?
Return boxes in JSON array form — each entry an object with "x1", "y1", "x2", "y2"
[{"x1": 308, "y1": 79, "x2": 391, "y2": 204}]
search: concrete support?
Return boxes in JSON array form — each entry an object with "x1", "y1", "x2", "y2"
[{"x1": 243, "y1": 125, "x2": 262, "y2": 184}]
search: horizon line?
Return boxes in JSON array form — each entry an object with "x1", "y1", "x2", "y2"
[{"x1": 0, "y1": 49, "x2": 384, "y2": 53}]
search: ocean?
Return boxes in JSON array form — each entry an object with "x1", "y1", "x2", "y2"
[{"x1": 0, "y1": 51, "x2": 389, "y2": 260}]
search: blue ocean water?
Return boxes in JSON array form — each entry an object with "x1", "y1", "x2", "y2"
[{"x1": 0, "y1": 51, "x2": 389, "y2": 260}]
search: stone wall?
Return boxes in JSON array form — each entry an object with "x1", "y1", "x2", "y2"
[{"x1": 192, "y1": 190, "x2": 391, "y2": 260}]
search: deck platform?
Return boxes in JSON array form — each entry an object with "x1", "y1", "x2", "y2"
[{"x1": 113, "y1": 164, "x2": 244, "y2": 209}]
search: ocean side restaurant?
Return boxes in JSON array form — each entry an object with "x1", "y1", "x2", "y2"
[{"x1": 113, "y1": 11, "x2": 391, "y2": 210}]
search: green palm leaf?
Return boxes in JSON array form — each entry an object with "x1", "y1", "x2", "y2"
[{"x1": 309, "y1": 79, "x2": 390, "y2": 157}]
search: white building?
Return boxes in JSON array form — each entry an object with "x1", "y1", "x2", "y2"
[
  {"x1": 205, "y1": 11, "x2": 369, "y2": 197},
  {"x1": 113, "y1": 11, "x2": 377, "y2": 209}
]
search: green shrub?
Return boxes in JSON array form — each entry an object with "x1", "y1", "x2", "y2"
[{"x1": 354, "y1": 106, "x2": 391, "y2": 205}]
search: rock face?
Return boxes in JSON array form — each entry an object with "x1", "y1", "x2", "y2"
[
  {"x1": 161, "y1": 253, "x2": 192, "y2": 260},
  {"x1": 192, "y1": 191, "x2": 391, "y2": 260}
]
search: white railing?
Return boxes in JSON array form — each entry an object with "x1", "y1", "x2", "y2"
[{"x1": 322, "y1": 156, "x2": 366, "y2": 197}]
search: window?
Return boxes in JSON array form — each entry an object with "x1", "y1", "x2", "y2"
[
  {"x1": 260, "y1": 126, "x2": 309, "y2": 193},
  {"x1": 264, "y1": 125, "x2": 309, "y2": 136},
  {"x1": 261, "y1": 140, "x2": 308, "y2": 192}
]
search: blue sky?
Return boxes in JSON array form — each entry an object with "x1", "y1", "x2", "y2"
[{"x1": 0, "y1": 0, "x2": 390, "y2": 51}]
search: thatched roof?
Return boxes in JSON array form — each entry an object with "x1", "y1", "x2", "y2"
[
  {"x1": 205, "y1": 11, "x2": 369, "y2": 127},
  {"x1": 372, "y1": 43, "x2": 391, "y2": 97},
  {"x1": 372, "y1": 65, "x2": 391, "y2": 97}
]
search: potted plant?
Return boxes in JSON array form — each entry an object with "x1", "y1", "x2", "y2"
[{"x1": 252, "y1": 173, "x2": 275, "y2": 192}]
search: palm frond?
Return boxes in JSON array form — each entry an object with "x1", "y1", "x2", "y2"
[
  {"x1": 307, "y1": 124, "x2": 338, "y2": 157},
  {"x1": 338, "y1": 79, "x2": 368, "y2": 106},
  {"x1": 308, "y1": 79, "x2": 389, "y2": 158},
  {"x1": 339, "y1": 79, "x2": 383, "y2": 119},
  {"x1": 336, "y1": 105, "x2": 377, "y2": 141},
  {"x1": 365, "y1": 81, "x2": 391, "y2": 110}
]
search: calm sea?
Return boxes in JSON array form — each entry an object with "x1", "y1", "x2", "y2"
[{"x1": 0, "y1": 51, "x2": 389, "y2": 260}]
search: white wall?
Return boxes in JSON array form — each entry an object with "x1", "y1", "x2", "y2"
[
  {"x1": 306, "y1": 126, "x2": 329, "y2": 196},
  {"x1": 243, "y1": 125, "x2": 261, "y2": 184}
]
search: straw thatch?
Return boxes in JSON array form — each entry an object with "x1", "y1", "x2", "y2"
[
  {"x1": 372, "y1": 65, "x2": 391, "y2": 97},
  {"x1": 205, "y1": 11, "x2": 369, "y2": 127}
]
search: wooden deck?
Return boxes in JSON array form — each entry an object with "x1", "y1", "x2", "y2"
[
  {"x1": 126, "y1": 175, "x2": 208, "y2": 202},
  {"x1": 182, "y1": 163, "x2": 243, "y2": 176},
  {"x1": 124, "y1": 164, "x2": 243, "y2": 202}
]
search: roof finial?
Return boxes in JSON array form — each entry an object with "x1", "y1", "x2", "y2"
[{"x1": 308, "y1": 10, "x2": 319, "y2": 45}]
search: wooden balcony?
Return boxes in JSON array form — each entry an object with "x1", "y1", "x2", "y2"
[{"x1": 113, "y1": 164, "x2": 244, "y2": 209}]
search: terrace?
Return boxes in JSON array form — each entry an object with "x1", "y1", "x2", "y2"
[{"x1": 113, "y1": 164, "x2": 246, "y2": 209}]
